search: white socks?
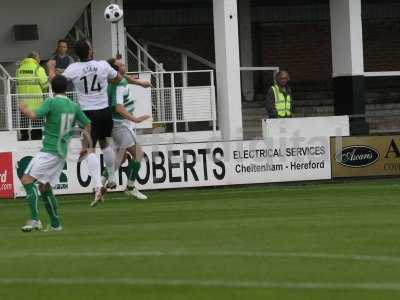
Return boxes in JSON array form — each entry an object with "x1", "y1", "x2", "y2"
[
  {"x1": 127, "y1": 179, "x2": 135, "y2": 188},
  {"x1": 102, "y1": 146, "x2": 116, "y2": 182},
  {"x1": 114, "y1": 148, "x2": 128, "y2": 172},
  {"x1": 86, "y1": 153, "x2": 102, "y2": 189},
  {"x1": 86, "y1": 146, "x2": 116, "y2": 189}
]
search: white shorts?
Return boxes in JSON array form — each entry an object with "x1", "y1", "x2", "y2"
[
  {"x1": 112, "y1": 123, "x2": 137, "y2": 149},
  {"x1": 25, "y1": 152, "x2": 65, "y2": 187}
]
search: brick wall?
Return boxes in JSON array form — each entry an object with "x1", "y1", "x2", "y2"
[
  {"x1": 128, "y1": 20, "x2": 400, "y2": 91},
  {"x1": 363, "y1": 21, "x2": 400, "y2": 72},
  {"x1": 128, "y1": 26, "x2": 215, "y2": 71},
  {"x1": 259, "y1": 23, "x2": 332, "y2": 88}
]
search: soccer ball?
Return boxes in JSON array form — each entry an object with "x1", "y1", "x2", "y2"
[{"x1": 104, "y1": 4, "x2": 124, "y2": 23}]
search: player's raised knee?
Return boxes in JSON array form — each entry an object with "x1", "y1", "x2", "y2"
[{"x1": 21, "y1": 175, "x2": 34, "y2": 185}]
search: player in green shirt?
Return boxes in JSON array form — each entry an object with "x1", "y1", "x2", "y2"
[
  {"x1": 19, "y1": 75, "x2": 91, "y2": 232},
  {"x1": 98, "y1": 57, "x2": 150, "y2": 203}
]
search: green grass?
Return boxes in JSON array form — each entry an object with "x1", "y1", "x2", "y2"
[{"x1": 1, "y1": 180, "x2": 400, "y2": 299}]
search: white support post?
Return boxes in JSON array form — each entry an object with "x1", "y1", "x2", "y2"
[
  {"x1": 330, "y1": 0, "x2": 364, "y2": 77},
  {"x1": 143, "y1": 43, "x2": 149, "y2": 70},
  {"x1": 28, "y1": 120, "x2": 32, "y2": 141},
  {"x1": 5, "y1": 79, "x2": 12, "y2": 130},
  {"x1": 170, "y1": 73, "x2": 177, "y2": 140},
  {"x1": 155, "y1": 74, "x2": 162, "y2": 122},
  {"x1": 330, "y1": 0, "x2": 368, "y2": 134},
  {"x1": 210, "y1": 71, "x2": 217, "y2": 139},
  {"x1": 91, "y1": 0, "x2": 126, "y2": 61},
  {"x1": 137, "y1": 45, "x2": 142, "y2": 72},
  {"x1": 181, "y1": 54, "x2": 189, "y2": 131},
  {"x1": 182, "y1": 54, "x2": 188, "y2": 87},
  {"x1": 160, "y1": 64, "x2": 165, "y2": 121},
  {"x1": 16, "y1": 99, "x2": 21, "y2": 139},
  {"x1": 213, "y1": 0, "x2": 243, "y2": 141},
  {"x1": 124, "y1": 27, "x2": 128, "y2": 67}
]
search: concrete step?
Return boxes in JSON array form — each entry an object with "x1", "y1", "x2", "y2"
[
  {"x1": 368, "y1": 120, "x2": 400, "y2": 130},
  {"x1": 242, "y1": 109, "x2": 265, "y2": 116},
  {"x1": 243, "y1": 126, "x2": 263, "y2": 133},
  {"x1": 244, "y1": 133, "x2": 263, "y2": 140},
  {"x1": 243, "y1": 119, "x2": 263, "y2": 127},
  {"x1": 367, "y1": 103, "x2": 400, "y2": 110},
  {"x1": 242, "y1": 101, "x2": 266, "y2": 108},
  {"x1": 242, "y1": 114, "x2": 265, "y2": 121},
  {"x1": 295, "y1": 106, "x2": 334, "y2": 114},
  {"x1": 295, "y1": 99, "x2": 333, "y2": 107}
]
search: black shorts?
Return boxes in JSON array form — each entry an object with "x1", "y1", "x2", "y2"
[{"x1": 84, "y1": 107, "x2": 113, "y2": 147}]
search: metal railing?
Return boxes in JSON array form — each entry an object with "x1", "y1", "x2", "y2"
[
  {"x1": 240, "y1": 66, "x2": 279, "y2": 79},
  {"x1": 147, "y1": 70, "x2": 217, "y2": 136},
  {"x1": 126, "y1": 32, "x2": 164, "y2": 73},
  {"x1": 141, "y1": 39, "x2": 216, "y2": 70},
  {"x1": 0, "y1": 64, "x2": 11, "y2": 130},
  {"x1": 364, "y1": 71, "x2": 400, "y2": 77},
  {"x1": 136, "y1": 39, "x2": 279, "y2": 83},
  {"x1": 6, "y1": 69, "x2": 217, "y2": 139},
  {"x1": 125, "y1": 32, "x2": 166, "y2": 98},
  {"x1": 6, "y1": 88, "x2": 78, "y2": 140}
]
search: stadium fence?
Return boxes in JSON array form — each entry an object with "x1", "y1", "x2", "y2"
[{"x1": 4, "y1": 70, "x2": 217, "y2": 140}]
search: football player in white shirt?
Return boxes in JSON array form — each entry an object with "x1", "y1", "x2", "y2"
[{"x1": 48, "y1": 39, "x2": 123, "y2": 206}]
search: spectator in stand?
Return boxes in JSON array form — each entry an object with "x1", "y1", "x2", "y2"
[
  {"x1": 51, "y1": 39, "x2": 74, "y2": 74},
  {"x1": 51, "y1": 39, "x2": 74, "y2": 91},
  {"x1": 265, "y1": 70, "x2": 293, "y2": 118},
  {"x1": 16, "y1": 51, "x2": 48, "y2": 140}
]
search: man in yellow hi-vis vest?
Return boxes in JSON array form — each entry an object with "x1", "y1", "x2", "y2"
[
  {"x1": 16, "y1": 51, "x2": 48, "y2": 140},
  {"x1": 265, "y1": 70, "x2": 292, "y2": 118}
]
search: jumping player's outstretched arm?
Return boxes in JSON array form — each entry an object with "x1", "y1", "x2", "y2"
[
  {"x1": 113, "y1": 84, "x2": 151, "y2": 123},
  {"x1": 115, "y1": 104, "x2": 150, "y2": 123},
  {"x1": 125, "y1": 75, "x2": 152, "y2": 88}
]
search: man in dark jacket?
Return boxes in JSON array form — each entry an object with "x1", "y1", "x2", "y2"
[
  {"x1": 51, "y1": 39, "x2": 74, "y2": 91},
  {"x1": 51, "y1": 39, "x2": 74, "y2": 74}
]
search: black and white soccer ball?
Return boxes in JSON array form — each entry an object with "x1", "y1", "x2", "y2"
[{"x1": 104, "y1": 4, "x2": 123, "y2": 23}]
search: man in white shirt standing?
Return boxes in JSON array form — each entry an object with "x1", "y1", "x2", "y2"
[{"x1": 48, "y1": 39, "x2": 122, "y2": 206}]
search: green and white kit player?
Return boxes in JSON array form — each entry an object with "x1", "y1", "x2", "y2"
[
  {"x1": 100, "y1": 57, "x2": 150, "y2": 201},
  {"x1": 19, "y1": 75, "x2": 91, "y2": 232}
]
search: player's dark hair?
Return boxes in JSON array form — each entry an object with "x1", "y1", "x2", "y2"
[
  {"x1": 107, "y1": 58, "x2": 119, "y2": 72},
  {"x1": 51, "y1": 75, "x2": 68, "y2": 94},
  {"x1": 75, "y1": 39, "x2": 90, "y2": 62}
]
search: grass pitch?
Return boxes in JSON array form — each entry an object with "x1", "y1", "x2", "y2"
[{"x1": 1, "y1": 180, "x2": 400, "y2": 300}]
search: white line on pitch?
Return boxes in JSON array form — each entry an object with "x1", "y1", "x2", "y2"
[
  {"x1": 1, "y1": 250, "x2": 400, "y2": 264},
  {"x1": 2, "y1": 181, "x2": 399, "y2": 206},
  {"x1": 0, "y1": 277, "x2": 399, "y2": 290}
]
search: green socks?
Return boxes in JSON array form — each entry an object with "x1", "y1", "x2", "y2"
[
  {"x1": 127, "y1": 159, "x2": 141, "y2": 186},
  {"x1": 23, "y1": 183, "x2": 61, "y2": 228},
  {"x1": 23, "y1": 183, "x2": 39, "y2": 221},
  {"x1": 41, "y1": 189, "x2": 60, "y2": 228}
]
